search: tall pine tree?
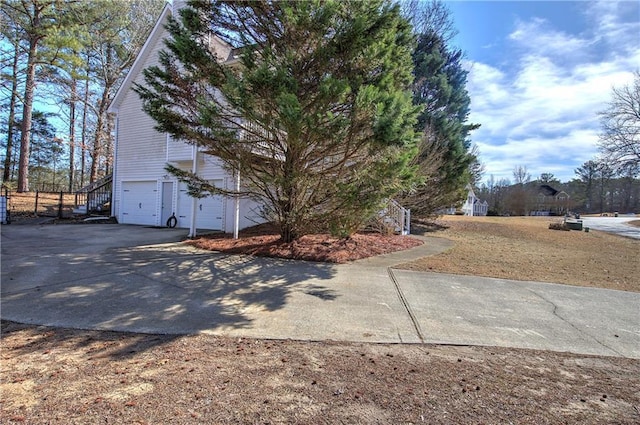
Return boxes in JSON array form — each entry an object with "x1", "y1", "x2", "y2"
[
  {"x1": 402, "y1": 0, "x2": 481, "y2": 215},
  {"x1": 136, "y1": 0, "x2": 419, "y2": 241},
  {"x1": 2, "y1": 0, "x2": 83, "y2": 192}
]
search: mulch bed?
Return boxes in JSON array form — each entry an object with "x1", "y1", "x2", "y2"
[{"x1": 186, "y1": 223, "x2": 422, "y2": 263}]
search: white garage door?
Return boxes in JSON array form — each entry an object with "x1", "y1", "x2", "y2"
[
  {"x1": 121, "y1": 181, "x2": 158, "y2": 225},
  {"x1": 177, "y1": 180, "x2": 224, "y2": 230}
]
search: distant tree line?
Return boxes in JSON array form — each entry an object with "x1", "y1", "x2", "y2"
[
  {"x1": 476, "y1": 71, "x2": 640, "y2": 216},
  {"x1": 476, "y1": 164, "x2": 639, "y2": 216},
  {"x1": 0, "y1": 0, "x2": 164, "y2": 192}
]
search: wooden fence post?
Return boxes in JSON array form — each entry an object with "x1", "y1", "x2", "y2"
[
  {"x1": 58, "y1": 191, "x2": 64, "y2": 219},
  {"x1": 35, "y1": 190, "x2": 39, "y2": 216}
]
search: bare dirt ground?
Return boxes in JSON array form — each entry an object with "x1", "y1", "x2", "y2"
[
  {"x1": 2, "y1": 320, "x2": 639, "y2": 424},
  {"x1": 400, "y1": 216, "x2": 640, "y2": 293},
  {"x1": 3, "y1": 216, "x2": 640, "y2": 423}
]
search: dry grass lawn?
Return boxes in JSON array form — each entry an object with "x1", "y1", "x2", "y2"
[
  {"x1": 399, "y1": 216, "x2": 640, "y2": 293},
  {"x1": 4, "y1": 191, "x2": 77, "y2": 218}
]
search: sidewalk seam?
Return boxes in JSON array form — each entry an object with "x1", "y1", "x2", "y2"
[{"x1": 388, "y1": 267, "x2": 425, "y2": 343}]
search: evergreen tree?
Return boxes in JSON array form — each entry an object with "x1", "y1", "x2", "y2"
[
  {"x1": 0, "y1": 11, "x2": 25, "y2": 184},
  {"x1": 401, "y1": 0, "x2": 480, "y2": 215},
  {"x1": 575, "y1": 160, "x2": 600, "y2": 212},
  {"x1": 2, "y1": 0, "x2": 83, "y2": 192},
  {"x1": 80, "y1": 0, "x2": 163, "y2": 183},
  {"x1": 136, "y1": 0, "x2": 419, "y2": 242},
  {"x1": 24, "y1": 110, "x2": 58, "y2": 167}
]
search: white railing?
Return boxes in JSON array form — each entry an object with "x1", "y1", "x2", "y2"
[{"x1": 381, "y1": 199, "x2": 411, "y2": 235}]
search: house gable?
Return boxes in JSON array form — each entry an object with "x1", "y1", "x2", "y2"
[
  {"x1": 109, "y1": 4, "x2": 172, "y2": 114},
  {"x1": 109, "y1": 1, "x2": 263, "y2": 234}
]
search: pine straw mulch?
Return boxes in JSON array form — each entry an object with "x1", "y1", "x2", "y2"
[
  {"x1": 185, "y1": 223, "x2": 423, "y2": 263},
  {"x1": 2, "y1": 320, "x2": 640, "y2": 425}
]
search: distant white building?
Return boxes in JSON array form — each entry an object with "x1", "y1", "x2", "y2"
[
  {"x1": 440, "y1": 186, "x2": 488, "y2": 216},
  {"x1": 461, "y1": 186, "x2": 488, "y2": 217}
]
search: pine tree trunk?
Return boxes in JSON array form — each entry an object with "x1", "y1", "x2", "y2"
[
  {"x1": 89, "y1": 114, "x2": 102, "y2": 184},
  {"x1": 68, "y1": 79, "x2": 76, "y2": 192},
  {"x1": 279, "y1": 156, "x2": 299, "y2": 243},
  {"x1": 90, "y1": 81, "x2": 112, "y2": 183},
  {"x1": 279, "y1": 222, "x2": 297, "y2": 243},
  {"x1": 91, "y1": 44, "x2": 117, "y2": 183},
  {"x1": 104, "y1": 112, "x2": 114, "y2": 174},
  {"x1": 2, "y1": 39, "x2": 20, "y2": 183},
  {"x1": 80, "y1": 66, "x2": 90, "y2": 187},
  {"x1": 17, "y1": 37, "x2": 38, "y2": 192}
]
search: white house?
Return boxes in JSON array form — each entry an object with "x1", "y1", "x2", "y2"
[
  {"x1": 108, "y1": 2, "x2": 263, "y2": 236},
  {"x1": 460, "y1": 186, "x2": 488, "y2": 217}
]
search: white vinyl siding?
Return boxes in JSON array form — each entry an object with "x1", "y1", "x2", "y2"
[
  {"x1": 167, "y1": 135, "x2": 194, "y2": 162},
  {"x1": 111, "y1": 8, "x2": 265, "y2": 232},
  {"x1": 112, "y1": 21, "x2": 170, "y2": 223}
]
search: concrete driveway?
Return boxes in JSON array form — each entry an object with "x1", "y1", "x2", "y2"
[
  {"x1": 580, "y1": 216, "x2": 640, "y2": 239},
  {"x1": 1, "y1": 223, "x2": 639, "y2": 358}
]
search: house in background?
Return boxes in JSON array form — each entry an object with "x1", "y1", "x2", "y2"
[
  {"x1": 531, "y1": 184, "x2": 570, "y2": 216},
  {"x1": 108, "y1": 1, "x2": 263, "y2": 236},
  {"x1": 441, "y1": 186, "x2": 488, "y2": 216},
  {"x1": 461, "y1": 186, "x2": 488, "y2": 216}
]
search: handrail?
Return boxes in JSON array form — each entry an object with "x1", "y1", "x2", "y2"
[
  {"x1": 76, "y1": 174, "x2": 113, "y2": 194},
  {"x1": 74, "y1": 174, "x2": 113, "y2": 213},
  {"x1": 381, "y1": 199, "x2": 411, "y2": 235}
]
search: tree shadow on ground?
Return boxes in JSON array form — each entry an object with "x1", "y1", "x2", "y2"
[
  {"x1": 411, "y1": 218, "x2": 449, "y2": 234},
  {"x1": 1, "y1": 320, "x2": 183, "y2": 361},
  {"x1": 1, "y1": 226, "x2": 338, "y2": 360}
]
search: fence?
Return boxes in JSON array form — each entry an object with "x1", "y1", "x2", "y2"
[
  {"x1": 0, "y1": 187, "x2": 7, "y2": 224},
  {"x1": 3, "y1": 190, "x2": 79, "y2": 220}
]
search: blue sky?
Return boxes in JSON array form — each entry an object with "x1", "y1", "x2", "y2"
[{"x1": 444, "y1": 0, "x2": 640, "y2": 183}]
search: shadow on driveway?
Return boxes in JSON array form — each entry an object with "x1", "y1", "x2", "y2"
[{"x1": 1, "y1": 224, "x2": 337, "y2": 336}]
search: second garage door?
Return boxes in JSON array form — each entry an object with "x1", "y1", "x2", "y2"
[
  {"x1": 121, "y1": 181, "x2": 158, "y2": 225},
  {"x1": 177, "y1": 180, "x2": 224, "y2": 230}
]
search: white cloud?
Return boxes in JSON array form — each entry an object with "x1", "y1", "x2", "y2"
[
  {"x1": 466, "y1": 0, "x2": 639, "y2": 183},
  {"x1": 508, "y1": 18, "x2": 590, "y2": 60},
  {"x1": 586, "y1": 0, "x2": 640, "y2": 51}
]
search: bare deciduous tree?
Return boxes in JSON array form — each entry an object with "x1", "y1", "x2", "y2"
[{"x1": 598, "y1": 71, "x2": 640, "y2": 176}]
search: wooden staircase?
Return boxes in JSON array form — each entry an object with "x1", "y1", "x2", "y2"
[{"x1": 73, "y1": 174, "x2": 113, "y2": 215}]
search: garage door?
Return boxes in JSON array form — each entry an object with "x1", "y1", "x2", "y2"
[
  {"x1": 177, "y1": 180, "x2": 224, "y2": 230},
  {"x1": 121, "y1": 181, "x2": 158, "y2": 225}
]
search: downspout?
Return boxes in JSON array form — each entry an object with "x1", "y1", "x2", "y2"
[
  {"x1": 234, "y1": 166, "x2": 240, "y2": 239},
  {"x1": 189, "y1": 144, "x2": 198, "y2": 238},
  {"x1": 111, "y1": 114, "x2": 119, "y2": 219}
]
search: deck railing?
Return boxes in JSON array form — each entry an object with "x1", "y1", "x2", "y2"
[
  {"x1": 380, "y1": 199, "x2": 411, "y2": 235},
  {"x1": 75, "y1": 174, "x2": 113, "y2": 214}
]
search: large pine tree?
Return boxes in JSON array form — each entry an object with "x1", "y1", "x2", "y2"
[
  {"x1": 2, "y1": 0, "x2": 83, "y2": 192},
  {"x1": 402, "y1": 0, "x2": 481, "y2": 215},
  {"x1": 136, "y1": 0, "x2": 419, "y2": 241}
]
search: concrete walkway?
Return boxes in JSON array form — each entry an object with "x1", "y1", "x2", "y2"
[{"x1": 1, "y1": 224, "x2": 638, "y2": 359}]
